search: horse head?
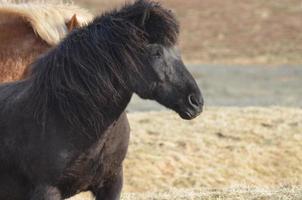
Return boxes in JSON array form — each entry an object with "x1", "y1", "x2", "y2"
[{"x1": 125, "y1": 0, "x2": 204, "y2": 119}]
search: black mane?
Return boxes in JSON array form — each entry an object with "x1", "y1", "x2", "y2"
[{"x1": 26, "y1": 0, "x2": 179, "y2": 137}]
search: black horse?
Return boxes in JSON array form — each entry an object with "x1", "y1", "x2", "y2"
[{"x1": 0, "y1": 0, "x2": 203, "y2": 199}]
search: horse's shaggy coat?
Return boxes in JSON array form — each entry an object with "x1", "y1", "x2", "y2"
[{"x1": 0, "y1": 0, "x2": 202, "y2": 199}]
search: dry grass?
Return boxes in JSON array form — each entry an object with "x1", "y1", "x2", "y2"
[
  {"x1": 68, "y1": 107, "x2": 302, "y2": 200},
  {"x1": 121, "y1": 187, "x2": 302, "y2": 200},
  {"x1": 125, "y1": 107, "x2": 302, "y2": 191},
  {"x1": 70, "y1": 186, "x2": 302, "y2": 200},
  {"x1": 73, "y1": 0, "x2": 302, "y2": 65}
]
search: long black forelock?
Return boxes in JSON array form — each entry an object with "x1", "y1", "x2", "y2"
[
  {"x1": 27, "y1": 0, "x2": 179, "y2": 138},
  {"x1": 113, "y1": 0, "x2": 180, "y2": 46}
]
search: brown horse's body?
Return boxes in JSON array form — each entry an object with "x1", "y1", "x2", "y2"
[
  {"x1": 0, "y1": 2, "x2": 93, "y2": 82},
  {"x1": 0, "y1": 12, "x2": 49, "y2": 82}
]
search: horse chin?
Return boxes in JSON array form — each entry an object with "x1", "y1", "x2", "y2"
[
  {"x1": 155, "y1": 97, "x2": 203, "y2": 120},
  {"x1": 177, "y1": 107, "x2": 202, "y2": 120}
]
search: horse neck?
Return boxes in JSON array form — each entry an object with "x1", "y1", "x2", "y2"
[{"x1": 29, "y1": 27, "x2": 135, "y2": 137}]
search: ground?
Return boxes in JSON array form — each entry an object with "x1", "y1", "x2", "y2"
[
  {"x1": 71, "y1": 187, "x2": 302, "y2": 200},
  {"x1": 74, "y1": 0, "x2": 302, "y2": 65},
  {"x1": 68, "y1": 107, "x2": 302, "y2": 199}
]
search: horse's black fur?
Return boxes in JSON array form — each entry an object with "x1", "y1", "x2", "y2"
[{"x1": 0, "y1": 0, "x2": 203, "y2": 199}]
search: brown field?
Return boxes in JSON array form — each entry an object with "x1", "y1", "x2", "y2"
[
  {"x1": 73, "y1": 0, "x2": 302, "y2": 65},
  {"x1": 68, "y1": 107, "x2": 302, "y2": 199}
]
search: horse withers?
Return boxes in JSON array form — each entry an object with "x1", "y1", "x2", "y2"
[{"x1": 0, "y1": 0, "x2": 203, "y2": 199}]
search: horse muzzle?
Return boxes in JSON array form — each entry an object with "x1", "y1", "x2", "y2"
[{"x1": 178, "y1": 93, "x2": 204, "y2": 120}]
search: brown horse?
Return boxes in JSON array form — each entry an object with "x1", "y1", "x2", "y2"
[{"x1": 0, "y1": 1, "x2": 93, "y2": 82}]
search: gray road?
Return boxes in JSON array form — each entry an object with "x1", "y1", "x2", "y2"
[{"x1": 127, "y1": 65, "x2": 302, "y2": 112}]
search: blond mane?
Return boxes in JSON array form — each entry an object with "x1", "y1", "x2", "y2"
[{"x1": 0, "y1": 0, "x2": 93, "y2": 45}]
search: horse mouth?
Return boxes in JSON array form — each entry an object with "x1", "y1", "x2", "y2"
[{"x1": 178, "y1": 108, "x2": 202, "y2": 120}]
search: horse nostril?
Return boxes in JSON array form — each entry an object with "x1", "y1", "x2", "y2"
[{"x1": 188, "y1": 94, "x2": 200, "y2": 108}]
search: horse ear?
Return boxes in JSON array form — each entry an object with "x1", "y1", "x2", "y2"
[
  {"x1": 139, "y1": 9, "x2": 150, "y2": 28},
  {"x1": 66, "y1": 14, "x2": 80, "y2": 32}
]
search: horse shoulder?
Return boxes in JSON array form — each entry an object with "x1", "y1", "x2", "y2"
[{"x1": 58, "y1": 112, "x2": 130, "y2": 196}]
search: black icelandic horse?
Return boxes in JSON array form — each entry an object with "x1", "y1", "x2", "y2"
[{"x1": 0, "y1": 0, "x2": 203, "y2": 199}]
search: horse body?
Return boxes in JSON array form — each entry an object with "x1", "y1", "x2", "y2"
[
  {"x1": 0, "y1": 12, "x2": 49, "y2": 82},
  {"x1": 0, "y1": 79, "x2": 130, "y2": 199},
  {"x1": 0, "y1": 71, "x2": 131, "y2": 200},
  {"x1": 0, "y1": 82, "x2": 130, "y2": 199},
  {"x1": 0, "y1": 0, "x2": 203, "y2": 199}
]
